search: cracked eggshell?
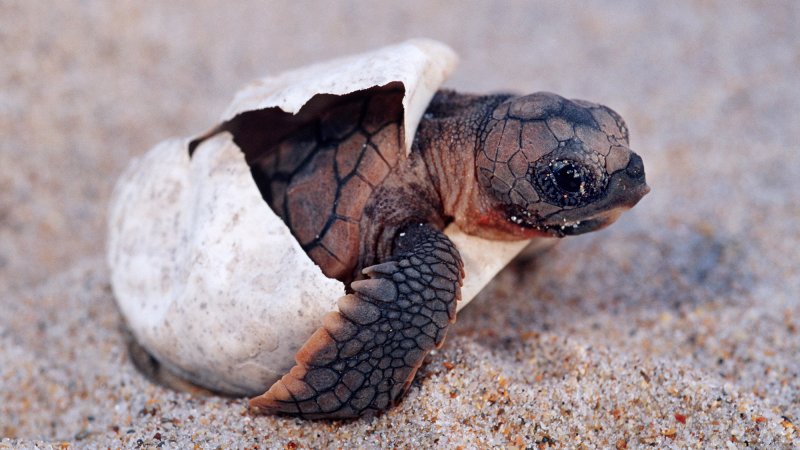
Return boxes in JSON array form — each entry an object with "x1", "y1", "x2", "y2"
[
  {"x1": 107, "y1": 39, "x2": 532, "y2": 397},
  {"x1": 108, "y1": 135, "x2": 346, "y2": 395}
]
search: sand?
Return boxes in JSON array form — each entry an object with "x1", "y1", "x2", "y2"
[{"x1": 2, "y1": 1, "x2": 799, "y2": 448}]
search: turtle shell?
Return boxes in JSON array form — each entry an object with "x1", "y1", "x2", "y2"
[{"x1": 211, "y1": 84, "x2": 407, "y2": 281}]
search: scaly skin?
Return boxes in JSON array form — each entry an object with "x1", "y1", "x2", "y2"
[
  {"x1": 192, "y1": 86, "x2": 649, "y2": 419},
  {"x1": 250, "y1": 223, "x2": 463, "y2": 418}
]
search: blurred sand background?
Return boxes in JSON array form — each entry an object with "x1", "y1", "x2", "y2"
[{"x1": 1, "y1": 1, "x2": 799, "y2": 448}]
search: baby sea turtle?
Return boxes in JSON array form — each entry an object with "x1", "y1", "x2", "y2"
[
  {"x1": 108, "y1": 40, "x2": 648, "y2": 420},
  {"x1": 187, "y1": 63, "x2": 648, "y2": 422}
]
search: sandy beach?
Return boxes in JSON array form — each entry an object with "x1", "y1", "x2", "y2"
[{"x1": 2, "y1": 2, "x2": 799, "y2": 448}]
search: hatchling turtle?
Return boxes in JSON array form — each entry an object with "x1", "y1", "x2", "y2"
[{"x1": 108, "y1": 40, "x2": 648, "y2": 420}]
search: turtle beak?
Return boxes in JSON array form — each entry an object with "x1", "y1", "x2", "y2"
[{"x1": 616, "y1": 152, "x2": 649, "y2": 208}]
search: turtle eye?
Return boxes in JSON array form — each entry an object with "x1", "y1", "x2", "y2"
[
  {"x1": 551, "y1": 160, "x2": 584, "y2": 193},
  {"x1": 531, "y1": 157, "x2": 604, "y2": 207}
]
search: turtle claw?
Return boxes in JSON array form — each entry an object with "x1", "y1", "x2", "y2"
[
  {"x1": 361, "y1": 261, "x2": 399, "y2": 276},
  {"x1": 349, "y1": 278, "x2": 397, "y2": 303},
  {"x1": 250, "y1": 224, "x2": 463, "y2": 419}
]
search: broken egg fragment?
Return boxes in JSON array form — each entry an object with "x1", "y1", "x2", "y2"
[{"x1": 107, "y1": 39, "x2": 532, "y2": 396}]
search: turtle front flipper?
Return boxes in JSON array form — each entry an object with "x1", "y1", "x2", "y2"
[{"x1": 250, "y1": 223, "x2": 463, "y2": 419}]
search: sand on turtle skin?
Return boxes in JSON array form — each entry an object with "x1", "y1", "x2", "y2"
[{"x1": 2, "y1": 1, "x2": 799, "y2": 448}]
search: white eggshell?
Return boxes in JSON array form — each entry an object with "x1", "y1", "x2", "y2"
[
  {"x1": 107, "y1": 39, "x2": 533, "y2": 396},
  {"x1": 108, "y1": 135, "x2": 346, "y2": 395},
  {"x1": 219, "y1": 38, "x2": 457, "y2": 155}
]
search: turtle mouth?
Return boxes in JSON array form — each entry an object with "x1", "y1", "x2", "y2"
[
  {"x1": 505, "y1": 206, "x2": 615, "y2": 237},
  {"x1": 538, "y1": 215, "x2": 614, "y2": 237}
]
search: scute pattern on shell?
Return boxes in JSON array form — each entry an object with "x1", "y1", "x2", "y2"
[{"x1": 238, "y1": 86, "x2": 406, "y2": 281}]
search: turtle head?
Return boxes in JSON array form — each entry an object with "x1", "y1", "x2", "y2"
[{"x1": 473, "y1": 92, "x2": 649, "y2": 238}]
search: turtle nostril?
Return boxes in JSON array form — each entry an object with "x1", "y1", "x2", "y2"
[{"x1": 625, "y1": 153, "x2": 645, "y2": 181}]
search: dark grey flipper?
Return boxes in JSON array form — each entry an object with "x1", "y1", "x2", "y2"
[{"x1": 250, "y1": 223, "x2": 463, "y2": 419}]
